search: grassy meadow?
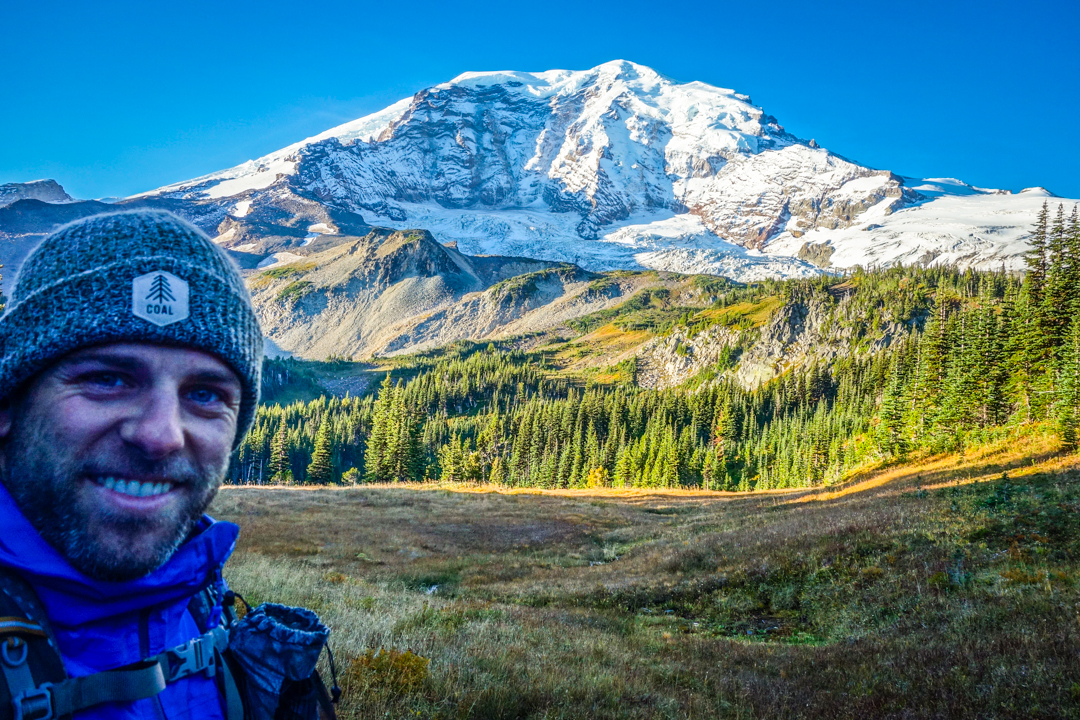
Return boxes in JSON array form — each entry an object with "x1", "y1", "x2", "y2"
[{"x1": 213, "y1": 425, "x2": 1080, "y2": 719}]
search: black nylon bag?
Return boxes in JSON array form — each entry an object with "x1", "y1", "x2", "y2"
[{"x1": 227, "y1": 603, "x2": 331, "y2": 720}]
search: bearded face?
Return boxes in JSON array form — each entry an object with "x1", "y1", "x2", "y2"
[{"x1": 0, "y1": 343, "x2": 241, "y2": 581}]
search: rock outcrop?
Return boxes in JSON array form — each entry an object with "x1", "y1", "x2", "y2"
[{"x1": 635, "y1": 288, "x2": 911, "y2": 391}]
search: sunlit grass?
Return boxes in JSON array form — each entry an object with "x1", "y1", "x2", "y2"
[
  {"x1": 549, "y1": 323, "x2": 653, "y2": 373},
  {"x1": 695, "y1": 296, "x2": 782, "y2": 329}
]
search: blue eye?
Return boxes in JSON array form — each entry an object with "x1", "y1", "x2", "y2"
[
  {"x1": 89, "y1": 373, "x2": 127, "y2": 388},
  {"x1": 188, "y1": 388, "x2": 222, "y2": 404}
]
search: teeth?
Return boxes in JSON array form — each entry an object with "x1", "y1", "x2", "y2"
[{"x1": 94, "y1": 476, "x2": 173, "y2": 497}]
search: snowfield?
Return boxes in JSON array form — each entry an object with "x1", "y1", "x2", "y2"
[{"x1": 765, "y1": 187, "x2": 1055, "y2": 272}]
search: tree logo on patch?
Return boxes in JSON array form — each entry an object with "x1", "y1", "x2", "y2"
[
  {"x1": 147, "y1": 274, "x2": 176, "y2": 303},
  {"x1": 132, "y1": 271, "x2": 189, "y2": 326}
]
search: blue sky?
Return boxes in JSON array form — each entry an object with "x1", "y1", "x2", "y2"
[{"x1": 2, "y1": 0, "x2": 1077, "y2": 200}]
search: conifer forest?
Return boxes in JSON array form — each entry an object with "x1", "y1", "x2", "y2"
[{"x1": 228, "y1": 203, "x2": 1080, "y2": 490}]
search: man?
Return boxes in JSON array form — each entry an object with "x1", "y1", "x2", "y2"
[{"x1": 0, "y1": 210, "x2": 263, "y2": 718}]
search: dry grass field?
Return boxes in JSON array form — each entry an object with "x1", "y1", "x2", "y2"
[{"x1": 213, "y1": 425, "x2": 1080, "y2": 719}]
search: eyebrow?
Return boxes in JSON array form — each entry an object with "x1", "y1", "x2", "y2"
[
  {"x1": 61, "y1": 355, "x2": 241, "y2": 388},
  {"x1": 61, "y1": 354, "x2": 144, "y2": 371},
  {"x1": 188, "y1": 370, "x2": 242, "y2": 388}
]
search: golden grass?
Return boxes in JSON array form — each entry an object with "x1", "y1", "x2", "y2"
[
  {"x1": 695, "y1": 296, "x2": 782, "y2": 329},
  {"x1": 214, "y1": 427, "x2": 1080, "y2": 719},
  {"x1": 549, "y1": 324, "x2": 653, "y2": 372},
  {"x1": 793, "y1": 424, "x2": 1069, "y2": 503}
]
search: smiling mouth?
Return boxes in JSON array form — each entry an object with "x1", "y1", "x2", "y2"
[{"x1": 91, "y1": 476, "x2": 175, "y2": 498}]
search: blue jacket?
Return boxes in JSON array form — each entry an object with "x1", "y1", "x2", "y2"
[{"x1": 0, "y1": 483, "x2": 238, "y2": 718}]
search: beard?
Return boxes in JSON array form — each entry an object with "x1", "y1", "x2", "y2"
[{"x1": 1, "y1": 416, "x2": 225, "y2": 582}]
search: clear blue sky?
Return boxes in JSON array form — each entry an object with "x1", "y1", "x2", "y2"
[{"x1": 2, "y1": 0, "x2": 1077, "y2": 200}]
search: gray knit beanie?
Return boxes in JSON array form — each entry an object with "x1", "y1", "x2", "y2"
[{"x1": 0, "y1": 210, "x2": 263, "y2": 448}]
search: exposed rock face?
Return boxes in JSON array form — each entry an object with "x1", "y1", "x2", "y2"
[
  {"x1": 0, "y1": 180, "x2": 74, "y2": 208},
  {"x1": 636, "y1": 324, "x2": 741, "y2": 389},
  {"x1": 635, "y1": 288, "x2": 911, "y2": 391},
  {"x1": 732, "y1": 292, "x2": 907, "y2": 388},
  {"x1": 797, "y1": 242, "x2": 835, "y2": 268}
]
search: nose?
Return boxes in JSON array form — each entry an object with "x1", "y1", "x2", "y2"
[{"x1": 119, "y1": 387, "x2": 185, "y2": 458}]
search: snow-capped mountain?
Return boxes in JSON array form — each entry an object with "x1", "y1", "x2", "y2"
[{"x1": 142, "y1": 60, "x2": 1072, "y2": 280}]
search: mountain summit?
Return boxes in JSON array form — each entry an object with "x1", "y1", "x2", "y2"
[{"x1": 142, "y1": 61, "x2": 1065, "y2": 279}]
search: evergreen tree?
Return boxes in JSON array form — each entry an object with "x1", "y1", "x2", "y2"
[
  {"x1": 389, "y1": 384, "x2": 422, "y2": 480},
  {"x1": 268, "y1": 423, "x2": 292, "y2": 484},
  {"x1": 489, "y1": 455, "x2": 507, "y2": 485},
  {"x1": 1058, "y1": 319, "x2": 1080, "y2": 451},
  {"x1": 1024, "y1": 201, "x2": 1050, "y2": 346},
  {"x1": 365, "y1": 374, "x2": 394, "y2": 482},
  {"x1": 306, "y1": 418, "x2": 334, "y2": 484}
]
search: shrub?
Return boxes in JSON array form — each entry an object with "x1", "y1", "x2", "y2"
[
  {"x1": 260, "y1": 262, "x2": 316, "y2": 280},
  {"x1": 276, "y1": 280, "x2": 313, "y2": 304},
  {"x1": 345, "y1": 648, "x2": 430, "y2": 694}
]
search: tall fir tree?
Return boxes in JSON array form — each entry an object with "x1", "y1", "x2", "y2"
[
  {"x1": 365, "y1": 374, "x2": 394, "y2": 482},
  {"x1": 1057, "y1": 319, "x2": 1080, "y2": 451},
  {"x1": 306, "y1": 418, "x2": 334, "y2": 484},
  {"x1": 268, "y1": 423, "x2": 292, "y2": 484}
]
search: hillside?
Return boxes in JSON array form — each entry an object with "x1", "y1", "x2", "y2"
[
  {"x1": 212, "y1": 205, "x2": 1080, "y2": 720},
  {"x1": 244, "y1": 227, "x2": 670, "y2": 359}
]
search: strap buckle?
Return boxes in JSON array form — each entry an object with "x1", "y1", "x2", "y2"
[
  {"x1": 2, "y1": 637, "x2": 28, "y2": 668},
  {"x1": 165, "y1": 634, "x2": 216, "y2": 681},
  {"x1": 12, "y1": 684, "x2": 53, "y2": 720}
]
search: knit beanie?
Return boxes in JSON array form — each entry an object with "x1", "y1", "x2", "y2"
[{"x1": 0, "y1": 210, "x2": 263, "y2": 448}]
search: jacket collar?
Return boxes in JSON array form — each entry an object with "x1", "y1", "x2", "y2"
[{"x1": 0, "y1": 481, "x2": 238, "y2": 628}]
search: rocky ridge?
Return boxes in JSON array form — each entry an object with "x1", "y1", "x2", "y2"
[
  {"x1": 246, "y1": 227, "x2": 657, "y2": 359},
  {"x1": 0, "y1": 180, "x2": 74, "y2": 208}
]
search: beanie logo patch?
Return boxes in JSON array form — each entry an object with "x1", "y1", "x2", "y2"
[{"x1": 132, "y1": 271, "x2": 190, "y2": 326}]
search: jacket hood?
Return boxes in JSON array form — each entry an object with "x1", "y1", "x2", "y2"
[{"x1": 0, "y1": 481, "x2": 238, "y2": 629}]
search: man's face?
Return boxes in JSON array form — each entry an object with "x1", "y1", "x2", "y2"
[{"x1": 0, "y1": 342, "x2": 242, "y2": 581}]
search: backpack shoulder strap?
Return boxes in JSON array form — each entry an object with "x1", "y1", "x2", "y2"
[
  {"x1": 184, "y1": 586, "x2": 244, "y2": 720},
  {"x1": 0, "y1": 569, "x2": 69, "y2": 720}
]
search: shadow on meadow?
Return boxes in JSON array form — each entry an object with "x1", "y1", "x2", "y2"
[{"x1": 213, "y1": 428, "x2": 1080, "y2": 719}]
